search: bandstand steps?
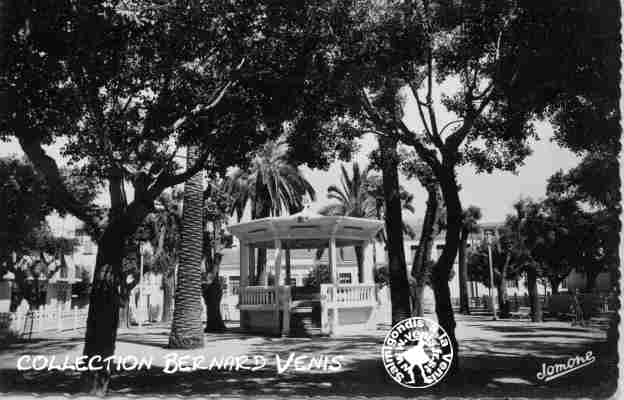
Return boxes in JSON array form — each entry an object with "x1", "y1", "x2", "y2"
[{"x1": 289, "y1": 303, "x2": 321, "y2": 336}]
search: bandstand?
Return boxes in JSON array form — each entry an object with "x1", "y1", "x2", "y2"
[{"x1": 228, "y1": 210, "x2": 384, "y2": 336}]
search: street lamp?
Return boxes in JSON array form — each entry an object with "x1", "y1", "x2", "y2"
[{"x1": 485, "y1": 231, "x2": 498, "y2": 320}]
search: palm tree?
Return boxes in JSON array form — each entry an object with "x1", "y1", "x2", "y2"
[
  {"x1": 458, "y1": 206, "x2": 482, "y2": 314},
  {"x1": 228, "y1": 139, "x2": 315, "y2": 283},
  {"x1": 168, "y1": 147, "x2": 205, "y2": 349},
  {"x1": 320, "y1": 163, "x2": 376, "y2": 281},
  {"x1": 320, "y1": 163, "x2": 415, "y2": 282}
]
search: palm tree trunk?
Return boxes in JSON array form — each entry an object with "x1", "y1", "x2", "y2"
[
  {"x1": 168, "y1": 146, "x2": 205, "y2": 349},
  {"x1": 379, "y1": 136, "x2": 411, "y2": 323}
]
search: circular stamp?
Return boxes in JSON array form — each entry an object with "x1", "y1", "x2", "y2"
[{"x1": 381, "y1": 317, "x2": 454, "y2": 388}]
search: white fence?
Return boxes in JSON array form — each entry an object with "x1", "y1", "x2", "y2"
[{"x1": 0, "y1": 306, "x2": 89, "y2": 338}]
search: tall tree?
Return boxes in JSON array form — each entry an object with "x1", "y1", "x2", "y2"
[
  {"x1": 377, "y1": 136, "x2": 412, "y2": 322},
  {"x1": 400, "y1": 155, "x2": 444, "y2": 317},
  {"x1": 458, "y1": 206, "x2": 481, "y2": 314},
  {"x1": 2, "y1": 1, "x2": 274, "y2": 393},
  {"x1": 168, "y1": 147, "x2": 205, "y2": 348}
]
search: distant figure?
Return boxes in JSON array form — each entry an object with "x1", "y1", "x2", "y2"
[{"x1": 398, "y1": 339, "x2": 433, "y2": 385}]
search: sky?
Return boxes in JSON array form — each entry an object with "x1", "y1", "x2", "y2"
[
  {"x1": 302, "y1": 78, "x2": 581, "y2": 224},
  {"x1": 302, "y1": 124, "x2": 580, "y2": 226},
  {"x1": 0, "y1": 78, "x2": 581, "y2": 226}
]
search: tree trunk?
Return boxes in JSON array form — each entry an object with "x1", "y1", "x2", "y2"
[
  {"x1": 203, "y1": 280, "x2": 226, "y2": 332},
  {"x1": 81, "y1": 226, "x2": 126, "y2": 395},
  {"x1": 168, "y1": 147, "x2": 205, "y2": 349},
  {"x1": 584, "y1": 268, "x2": 599, "y2": 293},
  {"x1": 431, "y1": 266, "x2": 458, "y2": 370},
  {"x1": 497, "y1": 253, "x2": 511, "y2": 318},
  {"x1": 550, "y1": 277, "x2": 560, "y2": 295},
  {"x1": 161, "y1": 271, "x2": 175, "y2": 323},
  {"x1": 527, "y1": 267, "x2": 543, "y2": 322},
  {"x1": 432, "y1": 167, "x2": 462, "y2": 373},
  {"x1": 411, "y1": 285, "x2": 425, "y2": 317},
  {"x1": 458, "y1": 230, "x2": 470, "y2": 314},
  {"x1": 379, "y1": 136, "x2": 411, "y2": 323},
  {"x1": 410, "y1": 185, "x2": 440, "y2": 316},
  {"x1": 497, "y1": 279, "x2": 510, "y2": 319},
  {"x1": 203, "y1": 252, "x2": 226, "y2": 332}
]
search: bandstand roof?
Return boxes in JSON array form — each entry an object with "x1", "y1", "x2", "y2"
[{"x1": 228, "y1": 210, "x2": 384, "y2": 249}]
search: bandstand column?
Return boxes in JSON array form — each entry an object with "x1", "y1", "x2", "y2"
[
  {"x1": 285, "y1": 247, "x2": 292, "y2": 286},
  {"x1": 239, "y1": 243, "x2": 249, "y2": 288},
  {"x1": 329, "y1": 237, "x2": 338, "y2": 334},
  {"x1": 273, "y1": 239, "x2": 282, "y2": 335},
  {"x1": 329, "y1": 237, "x2": 338, "y2": 284},
  {"x1": 239, "y1": 243, "x2": 249, "y2": 330},
  {"x1": 274, "y1": 239, "x2": 282, "y2": 285},
  {"x1": 248, "y1": 245, "x2": 256, "y2": 285},
  {"x1": 362, "y1": 240, "x2": 375, "y2": 284}
]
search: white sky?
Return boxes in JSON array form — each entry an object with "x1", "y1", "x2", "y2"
[
  {"x1": 304, "y1": 78, "x2": 581, "y2": 224},
  {"x1": 303, "y1": 124, "x2": 580, "y2": 225},
  {"x1": 0, "y1": 78, "x2": 581, "y2": 225}
]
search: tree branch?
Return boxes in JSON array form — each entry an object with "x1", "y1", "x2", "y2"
[
  {"x1": 172, "y1": 58, "x2": 246, "y2": 131},
  {"x1": 18, "y1": 137, "x2": 104, "y2": 237},
  {"x1": 396, "y1": 120, "x2": 442, "y2": 174},
  {"x1": 148, "y1": 145, "x2": 211, "y2": 196}
]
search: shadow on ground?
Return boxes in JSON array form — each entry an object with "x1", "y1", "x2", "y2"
[{"x1": 0, "y1": 317, "x2": 618, "y2": 398}]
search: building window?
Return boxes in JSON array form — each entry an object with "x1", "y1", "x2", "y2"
[
  {"x1": 229, "y1": 276, "x2": 240, "y2": 295},
  {"x1": 339, "y1": 273, "x2": 352, "y2": 284}
]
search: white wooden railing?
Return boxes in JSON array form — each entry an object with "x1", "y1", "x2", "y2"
[
  {"x1": 320, "y1": 283, "x2": 377, "y2": 335},
  {"x1": 238, "y1": 286, "x2": 292, "y2": 335},
  {"x1": 320, "y1": 284, "x2": 376, "y2": 306},
  {"x1": 0, "y1": 306, "x2": 89, "y2": 338},
  {"x1": 238, "y1": 286, "x2": 291, "y2": 310}
]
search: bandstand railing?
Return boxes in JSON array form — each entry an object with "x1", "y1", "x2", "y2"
[
  {"x1": 320, "y1": 283, "x2": 376, "y2": 307},
  {"x1": 238, "y1": 286, "x2": 291, "y2": 310}
]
